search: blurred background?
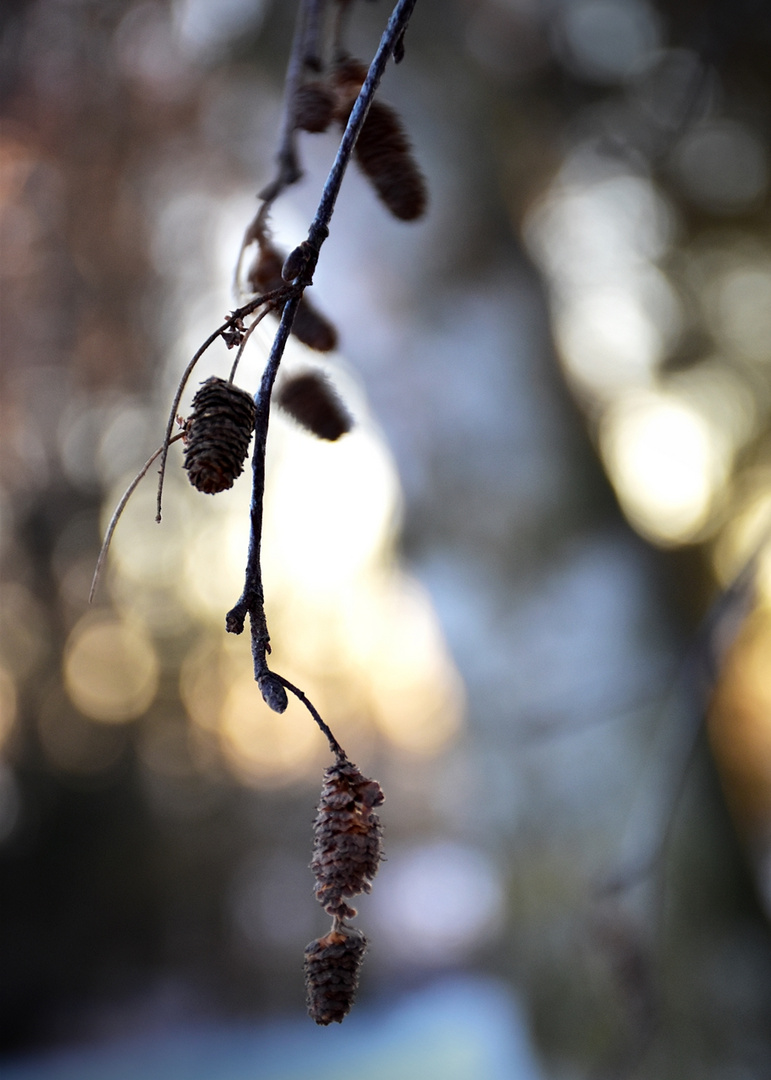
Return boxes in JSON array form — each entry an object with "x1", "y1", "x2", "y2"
[{"x1": 2, "y1": 0, "x2": 771, "y2": 1077}]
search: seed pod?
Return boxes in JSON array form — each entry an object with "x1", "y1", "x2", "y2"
[
  {"x1": 183, "y1": 377, "x2": 255, "y2": 494},
  {"x1": 248, "y1": 240, "x2": 338, "y2": 353},
  {"x1": 294, "y1": 81, "x2": 336, "y2": 133},
  {"x1": 311, "y1": 757, "x2": 384, "y2": 920},
  {"x1": 304, "y1": 927, "x2": 367, "y2": 1025},
  {"x1": 276, "y1": 371, "x2": 352, "y2": 441}
]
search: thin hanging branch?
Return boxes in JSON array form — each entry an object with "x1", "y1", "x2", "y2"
[
  {"x1": 226, "y1": 0, "x2": 420, "y2": 717},
  {"x1": 90, "y1": 0, "x2": 422, "y2": 1026},
  {"x1": 90, "y1": 433, "x2": 186, "y2": 603}
]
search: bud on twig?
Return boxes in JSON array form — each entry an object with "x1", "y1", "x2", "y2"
[{"x1": 248, "y1": 241, "x2": 338, "y2": 352}]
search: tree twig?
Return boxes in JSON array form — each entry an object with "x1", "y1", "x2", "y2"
[
  {"x1": 90, "y1": 433, "x2": 185, "y2": 603},
  {"x1": 226, "y1": 0, "x2": 420, "y2": 719}
]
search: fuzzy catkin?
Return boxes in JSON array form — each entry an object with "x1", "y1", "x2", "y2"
[
  {"x1": 183, "y1": 377, "x2": 255, "y2": 494},
  {"x1": 332, "y1": 58, "x2": 427, "y2": 221},
  {"x1": 276, "y1": 370, "x2": 352, "y2": 441},
  {"x1": 294, "y1": 81, "x2": 336, "y2": 133}
]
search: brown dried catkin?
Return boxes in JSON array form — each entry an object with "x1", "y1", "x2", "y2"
[
  {"x1": 304, "y1": 927, "x2": 367, "y2": 1025},
  {"x1": 276, "y1": 371, "x2": 352, "y2": 441},
  {"x1": 310, "y1": 758, "x2": 384, "y2": 921},
  {"x1": 248, "y1": 241, "x2": 338, "y2": 353},
  {"x1": 332, "y1": 57, "x2": 427, "y2": 222}
]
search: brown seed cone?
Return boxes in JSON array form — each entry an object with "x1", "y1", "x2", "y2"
[
  {"x1": 294, "y1": 81, "x2": 336, "y2": 133},
  {"x1": 247, "y1": 241, "x2": 338, "y2": 353},
  {"x1": 311, "y1": 757, "x2": 384, "y2": 920},
  {"x1": 183, "y1": 377, "x2": 255, "y2": 494},
  {"x1": 332, "y1": 58, "x2": 427, "y2": 221},
  {"x1": 304, "y1": 927, "x2": 367, "y2": 1025},
  {"x1": 276, "y1": 371, "x2": 352, "y2": 441}
]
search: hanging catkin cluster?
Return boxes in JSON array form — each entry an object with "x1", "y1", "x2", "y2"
[
  {"x1": 292, "y1": 56, "x2": 428, "y2": 223},
  {"x1": 305, "y1": 755, "x2": 384, "y2": 1024},
  {"x1": 183, "y1": 377, "x2": 256, "y2": 494}
]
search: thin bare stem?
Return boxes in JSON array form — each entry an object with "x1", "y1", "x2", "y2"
[
  {"x1": 227, "y1": 0, "x2": 420, "y2": 726},
  {"x1": 276, "y1": 673, "x2": 344, "y2": 757},
  {"x1": 303, "y1": 0, "x2": 328, "y2": 70},
  {"x1": 228, "y1": 305, "x2": 271, "y2": 384},
  {"x1": 90, "y1": 433, "x2": 186, "y2": 603},
  {"x1": 156, "y1": 324, "x2": 228, "y2": 523},
  {"x1": 235, "y1": 0, "x2": 318, "y2": 291}
]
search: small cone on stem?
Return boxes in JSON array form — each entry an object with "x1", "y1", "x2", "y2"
[{"x1": 183, "y1": 377, "x2": 256, "y2": 494}]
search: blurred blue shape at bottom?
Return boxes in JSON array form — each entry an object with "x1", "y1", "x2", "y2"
[{"x1": 2, "y1": 976, "x2": 543, "y2": 1080}]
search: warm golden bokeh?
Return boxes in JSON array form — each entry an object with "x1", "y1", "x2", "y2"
[
  {"x1": 710, "y1": 612, "x2": 771, "y2": 830},
  {"x1": 63, "y1": 614, "x2": 160, "y2": 723}
]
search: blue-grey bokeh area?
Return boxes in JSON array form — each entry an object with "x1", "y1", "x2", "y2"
[{"x1": 2, "y1": 1, "x2": 771, "y2": 1077}]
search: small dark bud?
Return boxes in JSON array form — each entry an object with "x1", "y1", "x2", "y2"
[
  {"x1": 282, "y1": 240, "x2": 313, "y2": 283},
  {"x1": 276, "y1": 371, "x2": 352, "y2": 441},
  {"x1": 258, "y1": 672, "x2": 288, "y2": 714},
  {"x1": 311, "y1": 757, "x2": 384, "y2": 920},
  {"x1": 304, "y1": 927, "x2": 367, "y2": 1025},
  {"x1": 221, "y1": 327, "x2": 244, "y2": 349},
  {"x1": 247, "y1": 241, "x2": 284, "y2": 295},
  {"x1": 294, "y1": 81, "x2": 336, "y2": 134},
  {"x1": 393, "y1": 29, "x2": 406, "y2": 64},
  {"x1": 248, "y1": 239, "x2": 338, "y2": 353},
  {"x1": 183, "y1": 377, "x2": 256, "y2": 494}
]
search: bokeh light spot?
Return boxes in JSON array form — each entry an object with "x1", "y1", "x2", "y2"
[
  {"x1": 219, "y1": 673, "x2": 321, "y2": 787},
  {"x1": 673, "y1": 121, "x2": 768, "y2": 213},
  {"x1": 715, "y1": 265, "x2": 771, "y2": 364},
  {"x1": 0, "y1": 664, "x2": 17, "y2": 751},
  {"x1": 558, "y1": 0, "x2": 660, "y2": 84},
  {"x1": 600, "y1": 390, "x2": 726, "y2": 543},
  {"x1": 370, "y1": 842, "x2": 505, "y2": 964},
  {"x1": 64, "y1": 614, "x2": 160, "y2": 722}
]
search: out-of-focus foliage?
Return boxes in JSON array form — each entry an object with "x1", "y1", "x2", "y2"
[{"x1": 1, "y1": 0, "x2": 771, "y2": 1077}]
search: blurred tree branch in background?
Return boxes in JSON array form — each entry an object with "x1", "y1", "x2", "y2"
[{"x1": 2, "y1": 0, "x2": 771, "y2": 1076}]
